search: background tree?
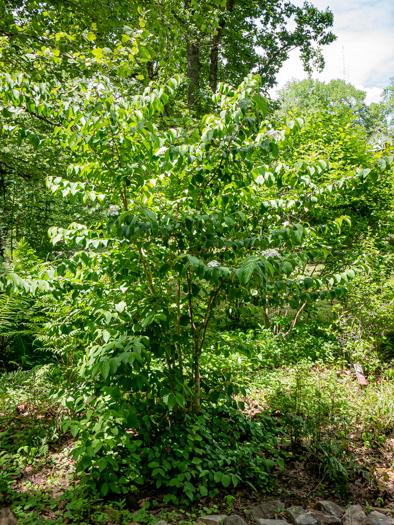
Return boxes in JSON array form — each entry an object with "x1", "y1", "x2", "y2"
[
  {"x1": 2, "y1": 0, "x2": 336, "y2": 111},
  {"x1": 276, "y1": 78, "x2": 384, "y2": 133},
  {"x1": 382, "y1": 78, "x2": 394, "y2": 124}
]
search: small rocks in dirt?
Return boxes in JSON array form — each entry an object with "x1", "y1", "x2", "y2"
[
  {"x1": 0, "y1": 508, "x2": 18, "y2": 525},
  {"x1": 368, "y1": 511, "x2": 394, "y2": 525},
  {"x1": 287, "y1": 506, "x2": 318, "y2": 525},
  {"x1": 223, "y1": 515, "x2": 248, "y2": 525},
  {"x1": 247, "y1": 501, "x2": 286, "y2": 520},
  {"x1": 256, "y1": 519, "x2": 289, "y2": 525},
  {"x1": 310, "y1": 510, "x2": 341, "y2": 525},
  {"x1": 197, "y1": 516, "x2": 227, "y2": 525},
  {"x1": 316, "y1": 502, "x2": 345, "y2": 519},
  {"x1": 341, "y1": 505, "x2": 369, "y2": 525}
]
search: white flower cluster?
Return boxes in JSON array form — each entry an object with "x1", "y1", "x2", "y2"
[
  {"x1": 108, "y1": 205, "x2": 120, "y2": 216},
  {"x1": 260, "y1": 248, "x2": 280, "y2": 258},
  {"x1": 207, "y1": 260, "x2": 220, "y2": 268},
  {"x1": 156, "y1": 146, "x2": 168, "y2": 155}
]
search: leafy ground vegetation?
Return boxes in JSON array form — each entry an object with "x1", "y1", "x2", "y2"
[{"x1": 0, "y1": 1, "x2": 394, "y2": 524}]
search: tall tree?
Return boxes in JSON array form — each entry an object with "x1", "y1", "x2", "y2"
[
  {"x1": 382, "y1": 77, "x2": 394, "y2": 128},
  {"x1": 276, "y1": 78, "x2": 384, "y2": 133},
  {"x1": 2, "y1": 0, "x2": 336, "y2": 109}
]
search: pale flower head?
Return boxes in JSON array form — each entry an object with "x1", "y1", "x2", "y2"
[
  {"x1": 260, "y1": 248, "x2": 280, "y2": 259},
  {"x1": 108, "y1": 205, "x2": 120, "y2": 216}
]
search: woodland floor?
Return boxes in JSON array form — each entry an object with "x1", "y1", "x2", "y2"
[{"x1": 2, "y1": 368, "x2": 394, "y2": 524}]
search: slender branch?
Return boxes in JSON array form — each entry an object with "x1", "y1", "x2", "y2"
[
  {"x1": 176, "y1": 278, "x2": 184, "y2": 378},
  {"x1": 24, "y1": 107, "x2": 59, "y2": 127},
  {"x1": 186, "y1": 269, "x2": 197, "y2": 332},
  {"x1": 262, "y1": 296, "x2": 271, "y2": 329},
  {"x1": 199, "y1": 282, "x2": 223, "y2": 351},
  {"x1": 137, "y1": 245, "x2": 156, "y2": 295},
  {"x1": 280, "y1": 301, "x2": 308, "y2": 339}
]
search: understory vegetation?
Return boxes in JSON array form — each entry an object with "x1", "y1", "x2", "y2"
[{"x1": 0, "y1": 1, "x2": 394, "y2": 523}]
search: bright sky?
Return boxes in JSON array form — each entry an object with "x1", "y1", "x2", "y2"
[{"x1": 271, "y1": 0, "x2": 394, "y2": 104}]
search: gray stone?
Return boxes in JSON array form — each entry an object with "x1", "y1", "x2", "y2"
[
  {"x1": 316, "y1": 502, "x2": 345, "y2": 519},
  {"x1": 310, "y1": 510, "x2": 341, "y2": 525},
  {"x1": 368, "y1": 512, "x2": 394, "y2": 525},
  {"x1": 0, "y1": 509, "x2": 18, "y2": 525},
  {"x1": 256, "y1": 518, "x2": 289, "y2": 525},
  {"x1": 248, "y1": 501, "x2": 286, "y2": 520},
  {"x1": 197, "y1": 516, "x2": 227, "y2": 525},
  {"x1": 287, "y1": 507, "x2": 318, "y2": 525},
  {"x1": 341, "y1": 506, "x2": 369, "y2": 525},
  {"x1": 152, "y1": 521, "x2": 169, "y2": 525},
  {"x1": 223, "y1": 516, "x2": 248, "y2": 525}
]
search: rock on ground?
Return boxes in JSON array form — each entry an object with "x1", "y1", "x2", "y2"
[
  {"x1": 256, "y1": 518, "x2": 289, "y2": 525},
  {"x1": 287, "y1": 506, "x2": 318, "y2": 525},
  {"x1": 310, "y1": 510, "x2": 342, "y2": 525},
  {"x1": 197, "y1": 516, "x2": 228, "y2": 525},
  {"x1": 316, "y1": 502, "x2": 345, "y2": 519},
  {"x1": 0, "y1": 508, "x2": 18, "y2": 525},
  {"x1": 368, "y1": 512, "x2": 394, "y2": 525},
  {"x1": 247, "y1": 501, "x2": 286, "y2": 520},
  {"x1": 341, "y1": 506, "x2": 369, "y2": 525},
  {"x1": 152, "y1": 521, "x2": 169, "y2": 525},
  {"x1": 223, "y1": 515, "x2": 248, "y2": 525}
]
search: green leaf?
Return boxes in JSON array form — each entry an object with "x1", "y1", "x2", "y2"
[
  {"x1": 199, "y1": 486, "x2": 208, "y2": 496},
  {"x1": 214, "y1": 471, "x2": 223, "y2": 483},
  {"x1": 281, "y1": 262, "x2": 293, "y2": 277},
  {"x1": 236, "y1": 256, "x2": 259, "y2": 285},
  {"x1": 221, "y1": 474, "x2": 231, "y2": 488},
  {"x1": 70, "y1": 425, "x2": 79, "y2": 437},
  {"x1": 101, "y1": 361, "x2": 110, "y2": 380},
  {"x1": 304, "y1": 277, "x2": 314, "y2": 289},
  {"x1": 266, "y1": 458, "x2": 275, "y2": 469},
  {"x1": 175, "y1": 393, "x2": 186, "y2": 408},
  {"x1": 239, "y1": 98, "x2": 251, "y2": 114}
]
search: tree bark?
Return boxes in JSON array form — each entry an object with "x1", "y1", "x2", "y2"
[
  {"x1": 187, "y1": 39, "x2": 201, "y2": 110},
  {"x1": 193, "y1": 348, "x2": 201, "y2": 413},
  {"x1": 208, "y1": 0, "x2": 235, "y2": 93}
]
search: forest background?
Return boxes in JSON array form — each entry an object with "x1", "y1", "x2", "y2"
[{"x1": 0, "y1": 1, "x2": 394, "y2": 524}]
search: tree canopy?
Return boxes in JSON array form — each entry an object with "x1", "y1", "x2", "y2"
[{"x1": 276, "y1": 78, "x2": 384, "y2": 133}]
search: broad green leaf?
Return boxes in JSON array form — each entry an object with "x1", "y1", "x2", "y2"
[{"x1": 221, "y1": 474, "x2": 231, "y2": 487}]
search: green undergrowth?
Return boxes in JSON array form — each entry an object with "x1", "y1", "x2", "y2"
[{"x1": 1, "y1": 327, "x2": 394, "y2": 523}]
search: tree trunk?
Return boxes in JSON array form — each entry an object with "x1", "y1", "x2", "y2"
[
  {"x1": 209, "y1": 31, "x2": 221, "y2": 93},
  {"x1": 187, "y1": 39, "x2": 201, "y2": 110},
  {"x1": 193, "y1": 348, "x2": 201, "y2": 413},
  {"x1": 0, "y1": 224, "x2": 4, "y2": 259},
  {"x1": 208, "y1": 0, "x2": 235, "y2": 93}
]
